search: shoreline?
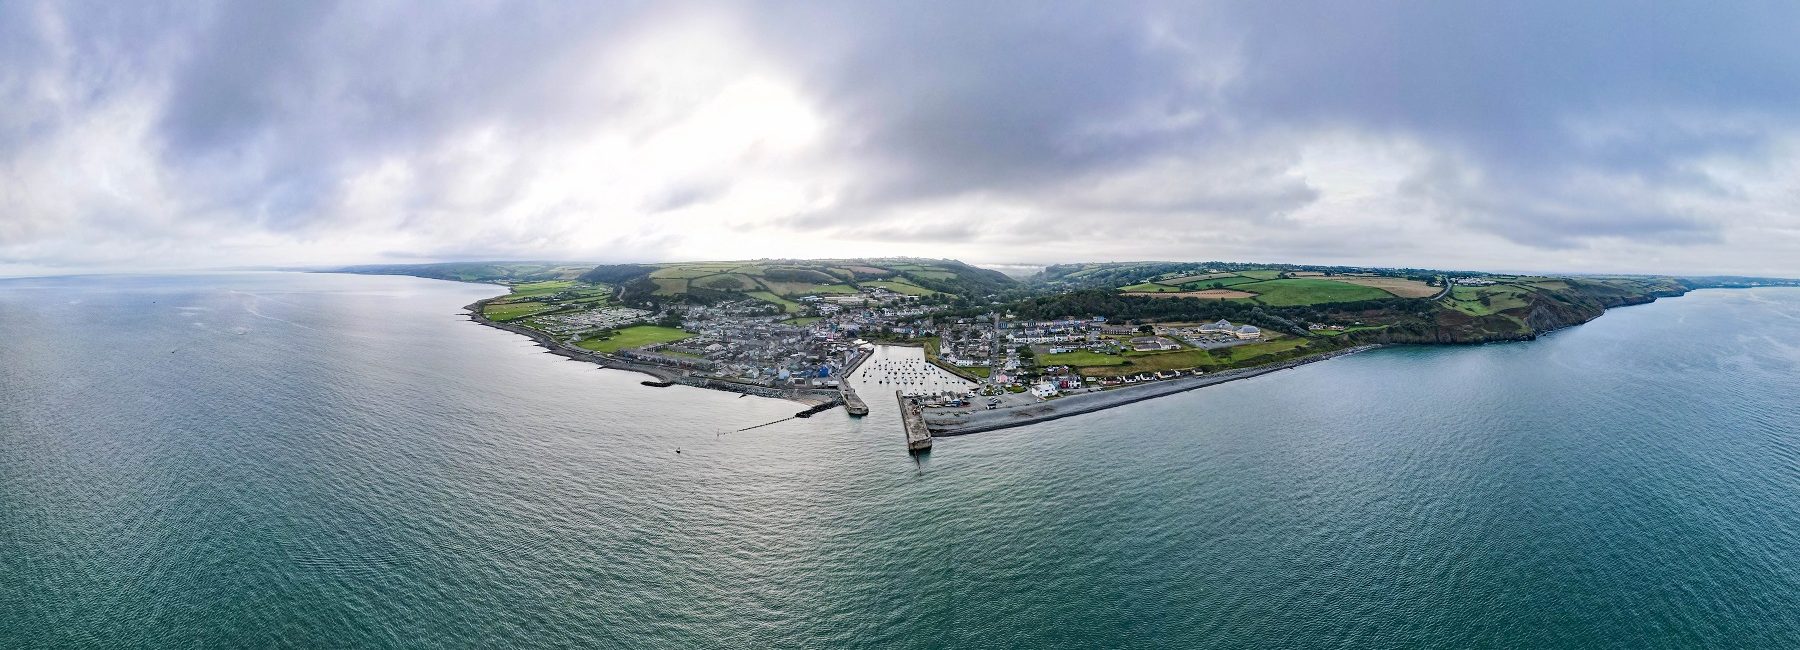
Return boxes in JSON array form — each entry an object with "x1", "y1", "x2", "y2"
[
  {"x1": 463, "y1": 297, "x2": 838, "y2": 406},
  {"x1": 451, "y1": 278, "x2": 1749, "y2": 440},
  {"x1": 925, "y1": 345, "x2": 1381, "y2": 437}
]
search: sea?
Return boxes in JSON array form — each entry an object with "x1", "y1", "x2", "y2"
[{"x1": 2, "y1": 272, "x2": 1797, "y2": 648}]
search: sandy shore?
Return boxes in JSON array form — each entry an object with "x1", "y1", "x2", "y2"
[{"x1": 924, "y1": 345, "x2": 1380, "y2": 436}]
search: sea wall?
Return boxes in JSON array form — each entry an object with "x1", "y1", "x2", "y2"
[{"x1": 926, "y1": 345, "x2": 1380, "y2": 436}]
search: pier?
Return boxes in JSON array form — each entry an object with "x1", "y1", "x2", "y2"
[
  {"x1": 841, "y1": 384, "x2": 869, "y2": 416},
  {"x1": 896, "y1": 390, "x2": 933, "y2": 453}
]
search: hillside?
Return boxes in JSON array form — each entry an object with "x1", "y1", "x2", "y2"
[
  {"x1": 598, "y1": 258, "x2": 1017, "y2": 309},
  {"x1": 1013, "y1": 262, "x2": 1798, "y2": 345},
  {"x1": 331, "y1": 258, "x2": 1019, "y2": 313},
  {"x1": 329, "y1": 261, "x2": 595, "y2": 283}
]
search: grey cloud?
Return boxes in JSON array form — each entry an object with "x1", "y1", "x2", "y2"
[{"x1": 4, "y1": 0, "x2": 1800, "y2": 274}]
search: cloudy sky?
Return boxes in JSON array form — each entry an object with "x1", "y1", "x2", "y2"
[{"x1": 5, "y1": 1, "x2": 1800, "y2": 277}]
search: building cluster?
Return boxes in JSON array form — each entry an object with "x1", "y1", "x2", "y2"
[
  {"x1": 533, "y1": 306, "x2": 653, "y2": 338},
  {"x1": 553, "y1": 282, "x2": 1285, "y2": 402},
  {"x1": 1153, "y1": 320, "x2": 1263, "y2": 347},
  {"x1": 585, "y1": 286, "x2": 956, "y2": 389}
]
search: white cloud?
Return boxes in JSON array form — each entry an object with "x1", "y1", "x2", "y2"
[{"x1": 3, "y1": 1, "x2": 1800, "y2": 277}]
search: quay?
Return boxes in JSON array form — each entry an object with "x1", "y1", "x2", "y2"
[
  {"x1": 896, "y1": 390, "x2": 933, "y2": 453},
  {"x1": 839, "y1": 347, "x2": 872, "y2": 416},
  {"x1": 841, "y1": 384, "x2": 869, "y2": 416}
]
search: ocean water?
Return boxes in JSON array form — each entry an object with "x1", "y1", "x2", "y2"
[{"x1": 2, "y1": 272, "x2": 1798, "y2": 648}]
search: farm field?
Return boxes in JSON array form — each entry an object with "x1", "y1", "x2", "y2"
[
  {"x1": 904, "y1": 270, "x2": 957, "y2": 280},
  {"x1": 1119, "y1": 282, "x2": 1183, "y2": 293},
  {"x1": 1327, "y1": 276, "x2": 1440, "y2": 298},
  {"x1": 760, "y1": 280, "x2": 859, "y2": 295},
  {"x1": 1041, "y1": 350, "x2": 1129, "y2": 367},
  {"x1": 1232, "y1": 278, "x2": 1391, "y2": 306},
  {"x1": 1445, "y1": 284, "x2": 1533, "y2": 316},
  {"x1": 1180, "y1": 275, "x2": 1264, "y2": 288},
  {"x1": 1078, "y1": 337, "x2": 1316, "y2": 376},
  {"x1": 649, "y1": 266, "x2": 729, "y2": 279},
  {"x1": 864, "y1": 280, "x2": 938, "y2": 296},
  {"x1": 574, "y1": 325, "x2": 693, "y2": 353},
  {"x1": 746, "y1": 291, "x2": 803, "y2": 313},
  {"x1": 1158, "y1": 272, "x2": 1237, "y2": 285},
  {"x1": 505, "y1": 280, "x2": 576, "y2": 297},
  {"x1": 690, "y1": 273, "x2": 760, "y2": 291},
  {"x1": 1126, "y1": 289, "x2": 1257, "y2": 299},
  {"x1": 482, "y1": 301, "x2": 560, "y2": 321}
]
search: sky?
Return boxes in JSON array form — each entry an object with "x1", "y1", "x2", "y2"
[{"x1": 4, "y1": 1, "x2": 1800, "y2": 277}]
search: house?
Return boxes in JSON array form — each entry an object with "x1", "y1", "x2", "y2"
[
  {"x1": 1031, "y1": 382, "x2": 1059, "y2": 398},
  {"x1": 1234, "y1": 325, "x2": 1262, "y2": 340},
  {"x1": 1200, "y1": 319, "x2": 1234, "y2": 333}
]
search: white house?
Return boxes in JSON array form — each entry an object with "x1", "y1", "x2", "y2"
[
  {"x1": 1030, "y1": 382, "x2": 1059, "y2": 398},
  {"x1": 1234, "y1": 325, "x2": 1262, "y2": 340}
]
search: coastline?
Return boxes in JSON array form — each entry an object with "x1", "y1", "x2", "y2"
[
  {"x1": 925, "y1": 345, "x2": 1381, "y2": 436},
  {"x1": 451, "y1": 277, "x2": 1756, "y2": 440},
  {"x1": 463, "y1": 297, "x2": 838, "y2": 406}
]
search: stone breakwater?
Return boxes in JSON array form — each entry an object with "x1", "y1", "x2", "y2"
[
  {"x1": 464, "y1": 299, "x2": 837, "y2": 405},
  {"x1": 925, "y1": 345, "x2": 1381, "y2": 437}
]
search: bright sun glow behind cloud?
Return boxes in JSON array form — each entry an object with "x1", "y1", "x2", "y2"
[{"x1": 4, "y1": 1, "x2": 1800, "y2": 277}]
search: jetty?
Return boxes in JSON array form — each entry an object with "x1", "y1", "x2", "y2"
[
  {"x1": 896, "y1": 390, "x2": 932, "y2": 453},
  {"x1": 841, "y1": 384, "x2": 869, "y2": 416}
]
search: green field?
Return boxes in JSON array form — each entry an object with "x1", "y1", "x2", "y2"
[
  {"x1": 1080, "y1": 338, "x2": 1315, "y2": 376},
  {"x1": 1180, "y1": 275, "x2": 1261, "y2": 289},
  {"x1": 1231, "y1": 278, "x2": 1391, "y2": 306},
  {"x1": 1159, "y1": 272, "x2": 1236, "y2": 284},
  {"x1": 1042, "y1": 350, "x2": 1130, "y2": 366},
  {"x1": 505, "y1": 280, "x2": 576, "y2": 297},
  {"x1": 649, "y1": 267, "x2": 725, "y2": 279},
  {"x1": 746, "y1": 291, "x2": 803, "y2": 313},
  {"x1": 574, "y1": 325, "x2": 693, "y2": 353},
  {"x1": 1445, "y1": 284, "x2": 1533, "y2": 316},
  {"x1": 1119, "y1": 282, "x2": 1182, "y2": 293},
  {"x1": 1237, "y1": 269, "x2": 1285, "y2": 280},
  {"x1": 483, "y1": 301, "x2": 560, "y2": 321},
  {"x1": 760, "y1": 280, "x2": 858, "y2": 296},
  {"x1": 690, "y1": 273, "x2": 761, "y2": 292},
  {"x1": 864, "y1": 280, "x2": 938, "y2": 296}
]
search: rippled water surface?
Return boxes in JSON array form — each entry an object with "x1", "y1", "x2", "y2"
[{"x1": 3, "y1": 273, "x2": 1798, "y2": 647}]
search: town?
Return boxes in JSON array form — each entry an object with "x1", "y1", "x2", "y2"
[{"x1": 339, "y1": 257, "x2": 1791, "y2": 444}]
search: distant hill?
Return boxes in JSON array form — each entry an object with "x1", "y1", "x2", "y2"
[
  {"x1": 328, "y1": 257, "x2": 1020, "y2": 311},
  {"x1": 328, "y1": 262, "x2": 594, "y2": 283},
  {"x1": 607, "y1": 258, "x2": 1018, "y2": 307}
]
